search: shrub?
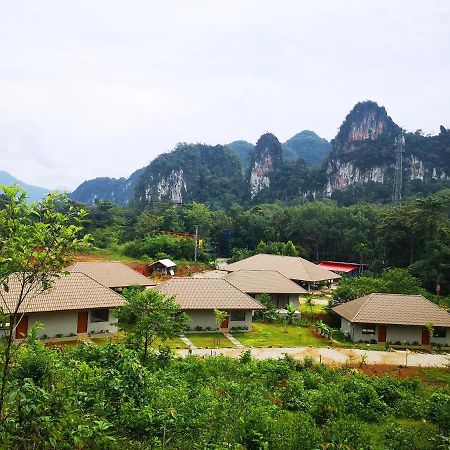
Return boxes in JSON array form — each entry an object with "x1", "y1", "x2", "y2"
[{"x1": 428, "y1": 392, "x2": 450, "y2": 433}]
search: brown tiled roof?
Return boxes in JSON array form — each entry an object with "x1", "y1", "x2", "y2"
[
  {"x1": 332, "y1": 293, "x2": 450, "y2": 327},
  {"x1": 66, "y1": 261, "x2": 155, "y2": 288},
  {"x1": 0, "y1": 272, "x2": 125, "y2": 313},
  {"x1": 225, "y1": 254, "x2": 341, "y2": 283},
  {"x1": 155, "y1": 278, "x2": 265, "y2": 310},
  {"x1": 224, "y1": 270, "x2": 307, "y2": 294}
]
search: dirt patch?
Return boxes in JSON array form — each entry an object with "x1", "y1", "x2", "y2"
[
  {"x1": 175, "y1": 263, "x2": 211, "y2": 277},
  {"x1": 71, "y1": 253, "x2": 109, "y2": 262},
  {"x1": 355, "y1": 365, "x2": 450, "y2": 385}
]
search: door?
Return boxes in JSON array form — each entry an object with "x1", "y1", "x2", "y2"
[
  {"x1": 220, "y1": 316, "x2": 229, "y2": 329},
  {"x1": 422, "y1": 327, "x2": 430, "y2": 346},
  {"x1": 77, "y1": 311, "x2": 88, "y2": 334},
  {"x1": 15, "y1": 314, "x2": 28, "y2": 339},
  {"x1": 378, "y1": 325, "x2": 387, "y2": 343}
]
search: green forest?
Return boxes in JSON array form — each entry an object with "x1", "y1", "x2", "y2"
[{"x1": 85, "y1": 188, "x2": 450, "y2": 298}]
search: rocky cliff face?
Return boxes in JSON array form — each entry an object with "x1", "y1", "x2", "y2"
[
  {"x1": 143, "y1": 169, "x2": 187, "y2": 204},
  {"x1": 134, "y1": 143, "x2": 245, "y2": 208},
  {"x1": 325, "y1": 102, "x2": 449, "y2": 196},
  {"x1": 249, "y1": 133, "x2": 283, "y2": 198},
  {"x1": 70, "y1": 101, "x2": 449, "y2": 207},
  {"x1": 325, "y1": 102, "x2": 450, "y2": 196}
]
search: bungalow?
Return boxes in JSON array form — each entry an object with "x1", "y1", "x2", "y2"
[
  {"x1": 225, "y1": 253, "x2": 341, "y2": 291},
  {"x1": 224, "y1": 270, "x2": 307, "y2": 312},
  {"x1": 155, "y1": 278, "x2": 265, "y2": 331},
  {"x1": 67, "y1": 261, "x2": 155, "y2": 291},
  {"x1": 332, "y1": 293, "x2": 450, "y2": 346},
  {"x1": 0, "y1": 272, "x2": 125, "y2": 340},
  {"x1": 149, "y1": 259, "x2": 177, "y2": 276}
]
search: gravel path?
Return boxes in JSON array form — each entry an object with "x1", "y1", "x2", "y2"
[{"x1": 176, "y1": 346, "x2": 450, "y2": 368}]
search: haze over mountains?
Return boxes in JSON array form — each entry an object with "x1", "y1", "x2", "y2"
[
  {"x1": 0, "y1": 170, "x2": 51, "y2": 202},
  {"x1": 69, "y1": 100, "x2": 450, "y2": 208}
]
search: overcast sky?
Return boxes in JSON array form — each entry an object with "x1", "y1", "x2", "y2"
[{"x1": 0, "y1": 1, "x2": 449, "y2": 190}]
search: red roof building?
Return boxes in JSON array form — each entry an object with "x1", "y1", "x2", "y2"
[{"x1": 317, "y1": 261, "x2": 366, "y2": 275}]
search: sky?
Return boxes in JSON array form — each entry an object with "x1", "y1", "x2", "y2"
[{"x1": 0, "y1": 1, "x2": 449, "y2": 191}]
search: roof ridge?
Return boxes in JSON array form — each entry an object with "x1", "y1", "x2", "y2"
[
  {"x1": 69, "y1": 271, "x2": 125, "y2": 300},
  {"x1": 372, "y1": 292, "x2": 425, "y2": 298},
  {"x1": 352, "y1": 293, "x2": 374, "y2": 322},
  {"x1": 300, "y1": 258, "x2": 314, "y2": 282},
  {"x1": 223, "y1": 278, "x2": 266, "y2": 309}
]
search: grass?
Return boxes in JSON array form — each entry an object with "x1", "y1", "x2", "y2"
[
  {"x1": 420, "y1": 368, "x2": 450, "y2": 386},
  {"x1": 298, "y1": 302, "x2": 327, "y2": 314},
  {"x1": 89, "y1": 332, "x2": 187, "y2": 349},
  {"x1": 232, "y1": 322, "x2": 328, "y2": 348},
  {"x1": 186, "y1": 332, "x2": 235, "y2": 348}
]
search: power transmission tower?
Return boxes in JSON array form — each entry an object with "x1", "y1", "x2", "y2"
[{"x1": 392, "y1": 133, "x2": 405, "y2": 205}]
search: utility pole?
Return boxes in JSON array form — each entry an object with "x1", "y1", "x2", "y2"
[
  {"x1": 392, "y1": 132, "x2": 405, "y2": 205},
  {"x1": 194, "y1": 225, "x2": 198, "y2": 262}
]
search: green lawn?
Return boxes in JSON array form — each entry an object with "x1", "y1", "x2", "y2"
[
  {"x1": 232, "y1": 322, "x2": 328, "y2": 348},
  {"x1": 186, "y1": 332, "x2": 235, "y2": 348},
  {"x1": 298, "y1": 302, "x2": 327, "y2": 314},
  {"x1": 89, "y1": 333, "x2": 187, "y2": 349}
]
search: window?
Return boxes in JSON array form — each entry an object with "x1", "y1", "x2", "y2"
[
  {"x1": 361, "y1": 324, "x2": 376, "y2": 334},
  {"x1": 90, "y1": 309, "x2": 109, "y2": 323},
  {"x1": 0, "y1": 317, "x2": 11, "y2": 330},
  {"x1": 230, "y1": 310, "x2": 246, "y2": 322},
  {"x1": 276, "y1": 294, "x2": 289, "y2": 309},
  {"x1": 433, "y1": 327, "x2": 447, "y2": 338}
]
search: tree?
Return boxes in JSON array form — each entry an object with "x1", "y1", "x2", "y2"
[
  {"x1": 282, "y1": 241, "x2": 298, "y2": 257},
  {"x1": 0, "y1": 185, "x2": 88, "y2": 417},
  {"x1": 255, "y1": 293, "x2": 277, "y2": 322},
  {"x1": 213, "y1": 309, "x2": 229, "y2": 346},
  {"x1": 114, "y1": 287, "x2": 189, "y2": 362},
  {"x1": 333, "y1": 268, "x2": 424, "y2": 303},
  {"x1": 182, "y1": 202, "x2": 213, "y2": 236},
  {"x1": 285, "y1": 303, "x2": 296, "y2": 325},
  {"x1": 424, "y1": 321, "x2": 434, "y2": 346},
  {"x1": 305, "y1": 296, "x2": 315, "y2": 314}
]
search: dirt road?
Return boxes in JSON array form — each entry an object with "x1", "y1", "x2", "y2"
[{"x1": 177, "y1": 346, "x2": 450, "y2": 368}]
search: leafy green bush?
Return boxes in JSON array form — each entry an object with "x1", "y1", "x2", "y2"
[
  {"x1": 123, "y1": 234, "x2": 208, "y2": 262},
  {"x1": 1, "y1": 341, "x2": 447, "y2": 448}
]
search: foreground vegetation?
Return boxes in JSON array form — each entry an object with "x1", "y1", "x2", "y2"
[{"x1": 1, "y1": 341, "x2": 449, "y2": 449}]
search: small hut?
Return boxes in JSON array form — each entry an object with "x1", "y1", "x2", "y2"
[{"x1": 149, "y1": 259, "x2": 177, "y2": 276}]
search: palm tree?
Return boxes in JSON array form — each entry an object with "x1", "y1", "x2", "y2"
[
  {"x1": 286, "y1": 303, "x2": 296, "y2": 325},
  {"x1": 305, "y1": 296, "x2": 315, "y2": 315}
]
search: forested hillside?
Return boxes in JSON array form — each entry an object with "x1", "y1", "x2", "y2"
[
  {"x1": 283, "y1": 130, "x2": 331, "y2": 166},
  {"x1": 70, "y1": 100, "x2": 449, "y2": 207},
  {"x1": 134, "y1": 143, "x2": 246, "y2": 209},
  {"x1": 83, "y1": 189, "x2": 450, "y2": 297}
]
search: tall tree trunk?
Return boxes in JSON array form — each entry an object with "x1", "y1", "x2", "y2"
[{"x1": 0, "y1": 321, "x2": 15, "y2": 418}]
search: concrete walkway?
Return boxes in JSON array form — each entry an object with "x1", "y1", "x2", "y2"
[
  {"x1": 179, "y1": 335, "x2": 197, "y2": 349},
  {"x1": 176, "y1": 346, "x2": 450, "y2": 368},
  {"x1": 223, "y1": 333, "x2": 245, "y2": 348}
]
